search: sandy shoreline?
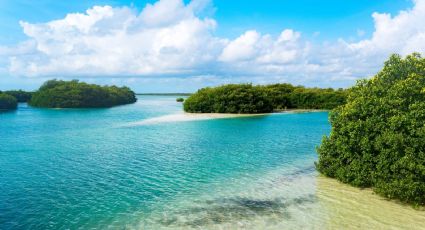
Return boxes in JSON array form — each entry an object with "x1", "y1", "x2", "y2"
[
  {"x1": 123, "y1": 109, "x2": 325, "y2": 126},
  {"x1": 184, "y1": 109, "x2": 327, "y2": 117},
  {"x1": 274, "y1": 109, "x2": 328, "y2": 113},
  {"x1": 182, "y1": 112, "x2": 268, "y2": 118},
  {"x1": 316, "y1": 175, "x2": 425, "y2": 228},
  {"x1": 123, "y1": 113, "x2": 265, "y2": 126}
]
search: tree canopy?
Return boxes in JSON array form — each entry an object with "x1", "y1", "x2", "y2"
[
  {"x1": 29, "y1": 80, "x2": 137, "y2": 108},
  {"x1": 183, "y1": 83, "x2": 346, "y2": 113},
  {"x1": 317, "y1": 53, "x2": 425, "y2": 206},
  {"x1": 0, "y1": 93, "x2": 18, "y2": 110},
  {"x1": 4, "y1": 90, "x2": 33, "y2": 102},
  {"x1": 264, "y1": 84, "x2": 346, "y2": 110},
  {"x1": 184, "y1": 84, "x2": 274, "y2": 113}
]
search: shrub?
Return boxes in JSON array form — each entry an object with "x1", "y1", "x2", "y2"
[
  {"x1": 0, "y1": 93, "x2": 18, "y2": 110},
  {"x1": 4, "y1": 90, "x2": 33, "y2": 102},
  {"x1": 184, "y1": 84, "x2": 274, "y2": 113},
  {"x1": 317, "y1": 53, "x2": 425, "y2": 205}
]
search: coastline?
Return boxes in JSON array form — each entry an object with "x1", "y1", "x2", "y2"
[
  {"x1": 122, "y1": 108, "x2": 328, "y2": 127},
  {"x1": 184, "y1": 109, "x2": 328, "y2": 117},
  {"x1": 182, "y1": 112, "x2": 268, "y2": 118},
  {"x1": 274, "y1": 109, "x2": 328, "y2": 113},
  {"x1": 316, "y1": 175, "x2": 425, "y2": 228},
  {"x1": 183, "y1": 109, "x2": 330, "y2": 119},
  {"x1": 123, "y1": 112, "x2": 268, "y2": 126}
]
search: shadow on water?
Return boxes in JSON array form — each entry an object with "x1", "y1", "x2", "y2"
[
  {"x1": 156, "y1": 195, "x2": 316, "y2": 228},
  {"x1": 285, "y1": 166, "x2": 316, "y2": 179},
  {"x1": 0, "y1": 109, "x2": 17, "y2": 114}
]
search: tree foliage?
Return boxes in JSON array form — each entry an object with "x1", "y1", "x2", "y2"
[
  {"x1": 183, "y1": 83, "x2": 346, "y2": 113},
  {"x1": 176, "y1": 97, "x2": 184, "y2": 102},
  {"x1": 264, "y1": 84, "x2": 346, "y2": 110},
  {"x1": 183, "y1": 84, "x2": 274, "y2": 113},
  {"x1": 317, "y1": 53, "x2": 425, "y2": 206},
  {"x1": 0, "y1": 93, "x2": 18, "y2": 110},
  {"x1": 29, "y1": 80, "x2": 137, "y2": 108},
  {"x1": 4, "y1": 90, "x2": 33, "y2": 102}
]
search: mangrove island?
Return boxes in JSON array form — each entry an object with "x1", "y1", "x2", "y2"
[
  {"x1": 183, "y1": 83, "x2": 347, "y2": 113},
  {"x1": 29, "y1": 80, "x2": 137, "y2": 108},
  {"x1": 0, "y1": 93, "x2": 18, "y2": 111}
]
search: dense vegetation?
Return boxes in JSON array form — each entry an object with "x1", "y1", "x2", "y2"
[
  {"x1": 176, "y1": 97, "x2": 184, "y2": 102},
  {"x1": 0, "y1": 93, "x2": 18, "y2": 110},
  {"x1": 4, "y1": 90, "x2": 33, "y2": 102},
  {"x1": 317, "y1": 53, "x2": 425, "y2": 206},
  {"x1": 138, "y1": 93, "x2": 191, "y2": 96},
  {"x1": 183, "y1": 84, "x2": 274, "y2": 113},
  {"x1": 183, "y1": 83, "x2": 346, "y2": 113},
  {"x1": 264, "y1": 84, "x2": 346, "y2": 110},
  {"x1": 29, "y1": 80, "x2": 137, "y2": 108}
]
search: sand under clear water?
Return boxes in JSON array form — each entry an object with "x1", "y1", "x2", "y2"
[
  {"x1": 124, "y1": 113, "x2": 267, "y2": 126},
  {"x1": 1, "y1": 96, "x2": 423, "y2": 229},
  {"x1": 137, "y1": 166, "x2": 424, "y2": 230},
  {"x1": 316, "y1": 176, "x2": 425, "y2": 229}
]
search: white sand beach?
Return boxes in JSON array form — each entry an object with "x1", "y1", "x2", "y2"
[{"x1": 123, "y1": 112, "x2": 267, "y2": 126}]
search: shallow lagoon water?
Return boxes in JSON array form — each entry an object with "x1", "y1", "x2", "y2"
[{"x1": 0, "y1": 96, "x2": 423, "y2": 229}]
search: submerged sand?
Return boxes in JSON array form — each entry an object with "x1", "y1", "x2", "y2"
[
  {"x1": 316, "y1": 175, "x2": 425, "y2": 229},
  {"x1": 120, "y1": 109, "x2": 424, "y2": 229},
  {"x1": 138, "y1": 164, "x2": 424, "y2": 229},
  {"x1": 124, "y1": 110, "x2": 326, "y2": 126},
  {"x1": 126, "y1": 109, "x2": 324, "y2": 126},
  {"x1": 123, "y1": 112, "x2": 267, "y2": 126}
]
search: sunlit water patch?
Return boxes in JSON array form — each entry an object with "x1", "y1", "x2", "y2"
[{"x1": 1, "y1": 96, "x2": 423, "y2": 229}]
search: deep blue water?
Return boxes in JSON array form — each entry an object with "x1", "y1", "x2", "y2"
[{"x1": 0, "y1": 96, "x2": 331, "y2": 229}]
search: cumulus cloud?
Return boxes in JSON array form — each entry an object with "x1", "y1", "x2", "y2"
[
  {"x1": 350, "y1": 0, "x2": 425, "y2": 55},
  {"x1": 2, "y1": 0, "x2": 425, "y2": 88},
  {"x1": 8, "y1": 0, "x2": 224, "y2": 77},
  {"x1": 219, "y1": 30, "x2": 260, "y2": 62},
  {"x1": 219, "y1": 29, "x2": 304, "y2": 65},
  {"x1": 215, "y1": 0, "x2": 425, "y2": 84}
]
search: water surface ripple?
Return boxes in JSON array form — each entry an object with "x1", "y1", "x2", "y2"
[{"x1": 0, "y1": 96, "x2": 423, "y2": 229}]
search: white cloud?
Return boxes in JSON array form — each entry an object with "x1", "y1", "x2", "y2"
[
  {"x1": 350, "y1": 0, "x2": 425, "y2": 55},
  {"x1": 8, "y1": 0, "x2": 225, "y2": 77},
  {"x1": 218, "y1": 30, "x2": 260, "y2": 62},
  {"x1": 2, "y1": 0, "x2": 425, "y2": 89},
  {"x1": 219, "y1": 29, "x2": 304, "y2": 65}
]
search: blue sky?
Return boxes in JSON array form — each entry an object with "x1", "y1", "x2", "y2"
[
  {"x1": 0, "y1": 0, "x2": 411, "y2": 44},
  {"x1": 0, "y1": 0, "x2": 423, "y2": 92}
]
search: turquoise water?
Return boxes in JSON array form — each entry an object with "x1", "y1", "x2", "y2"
[{"x1": 1, "y1": 96, "x2": 331, "y2": 229}]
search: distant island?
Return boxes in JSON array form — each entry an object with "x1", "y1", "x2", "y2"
[
  {"x1": 183, "y1": 83, "x2": 346, "y2": 113},
  {"x1": 3, "y1": 90, "x2": 33, "y2": 103},
  {"x1": 0, "y1": 90, "x2": 33, "y2": 111},
  {"x1": 317, "y1": 53, "x2": 425, "y2": 206},
  {"x1": 28, "y1": 80, "x2": 137, "y2": 108},
  {"x1": 0, "y1": 93, "x2": 18, "y2": 110}
]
